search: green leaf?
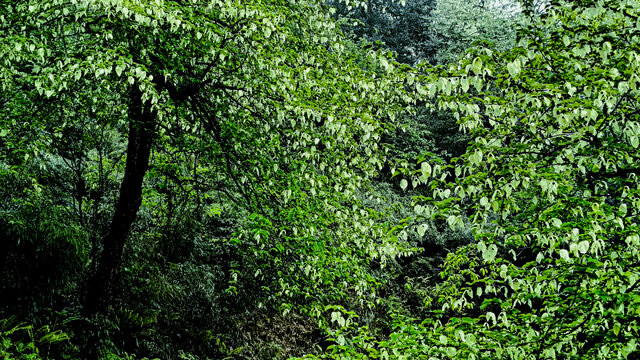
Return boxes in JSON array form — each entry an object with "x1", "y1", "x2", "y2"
[
  {"x1": 482, "y1": 244, "x2": 497, "y2": 262},
  {"x1": 577, "y1": 241, "x2": 589, "y2": 254},
  {"x1": 417, "y1": 223, "x2": 427, "y2": 237},
  {"x1": 400, "y1": 179, "x2": 408, "y2": 190},
  {"x1": 472, "y1": 57, "x2": 483, "y2": 74},
  {"x1": 420, "y1": 162, "x2": 432, "y2": 178}
]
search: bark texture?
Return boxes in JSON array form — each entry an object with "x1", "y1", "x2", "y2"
[{"x1": 83, "y1": 87, "x2": 155, "y2": 314}]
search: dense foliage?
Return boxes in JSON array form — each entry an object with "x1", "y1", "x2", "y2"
[
  {"x1": 2, "y1": 0, "x2": 638, "y2": 359},
  {"x1": 302, "y1": 0, "x2": 640, "y2": 359},
  {"x1": 0, "y1": 0, "x2": 409, "y2": 357},
  {"x1": 328, "y1": 0, "x2": 436, "y2": 64},
  {"x1": 418, "y1": 1, "x2": 640, "y2": 357}
]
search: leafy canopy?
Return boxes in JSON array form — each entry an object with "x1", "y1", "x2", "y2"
[
  {"x1": 0, "y1": 0, "x2": 410, "y2": 320},
  {"x1": 299, "y1": 0, "x2": 640, "y2": 358},
  {"x1": 409, "y1": 0, "x2": 640, "y2": 358}
]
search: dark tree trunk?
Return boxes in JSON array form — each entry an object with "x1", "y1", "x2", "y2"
[{"x1": 83, "y1": 87, "x2": 155, "y2": 315}]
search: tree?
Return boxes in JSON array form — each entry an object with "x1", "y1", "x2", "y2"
[
  {"x1": 296, "y1": 0, "x2": 640, "y2": 358},
  {"x1": 0, "y1": 0, "x2": 406, "y2": 317},
  {"x1": 328, "y1": 0, "x2": 437, "y2": 64},
  {"x1": 410, "y1": 0, "x2": 640, "y2": 357},
  {"x1": 427, "y1": 0, "x2": 520, "y2": 64}
]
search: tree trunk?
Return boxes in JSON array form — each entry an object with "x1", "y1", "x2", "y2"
[{"x1": 83, "y1": 87, "x2": 155, "y2": 315}]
